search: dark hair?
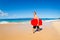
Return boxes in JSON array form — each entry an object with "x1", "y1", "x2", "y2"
[{"x1": 34, "y1": 11, "x2": 36, "y2": 15}]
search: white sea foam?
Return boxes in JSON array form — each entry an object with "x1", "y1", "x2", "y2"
[
  {"x1": 0, "y1": 21, "x2": 9, "y2": 24},
  {"x1": 44, "y1": 20, "x2": 57, "y2": 22}
]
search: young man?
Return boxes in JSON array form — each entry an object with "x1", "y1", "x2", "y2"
[{"x1": 33, "y1": 11, "x2": 40, "y2": 33}]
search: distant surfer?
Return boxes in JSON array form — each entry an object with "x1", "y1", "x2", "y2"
[{"x1": 31, "y1": 11, "x2": 42, "y2": 33}]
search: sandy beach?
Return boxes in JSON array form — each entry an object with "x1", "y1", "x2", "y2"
[{"x1": 0, "y1": 20, "x2": 60, "y2": 40}]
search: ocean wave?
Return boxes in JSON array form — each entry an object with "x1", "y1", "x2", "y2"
[
  {"x1": 0, "y1": 21, "x2": 9, "y2": 24},
  {"x1": 44, "y1": 20, "x2": 57, "y2": 22}
]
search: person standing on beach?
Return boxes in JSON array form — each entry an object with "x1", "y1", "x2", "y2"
[{"x1": 32, "y1": 11, "x2": 40, "y2": 33}]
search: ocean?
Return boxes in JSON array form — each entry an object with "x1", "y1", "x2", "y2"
[{"x1": 0, "y1": 18, "x2": 59, "y2": 24}]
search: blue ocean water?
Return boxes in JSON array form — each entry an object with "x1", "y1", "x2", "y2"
[{"x1": 0, "y1": 18, "x2": 59, "y2": 22}]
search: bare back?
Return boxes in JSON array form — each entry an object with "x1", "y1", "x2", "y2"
[{"x1": 34, "y1": 15, "x2": 39, "y2": 19}]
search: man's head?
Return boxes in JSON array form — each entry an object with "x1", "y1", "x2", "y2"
[{"x1": 34, "y1": 11, "x2": 36, "y2": 16}]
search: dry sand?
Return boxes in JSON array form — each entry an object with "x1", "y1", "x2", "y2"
[{"x1": 0, "y1": 20, "x2": 60, "y2": 40}]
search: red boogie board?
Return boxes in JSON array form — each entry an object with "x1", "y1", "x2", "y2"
[{"x1": 31, "y1": 19, "x2": 42, "y2": 26}]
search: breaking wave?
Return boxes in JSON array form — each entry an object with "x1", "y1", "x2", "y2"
[{"x1": 0, "y1": 21, "x2": 9, "y2": 24}]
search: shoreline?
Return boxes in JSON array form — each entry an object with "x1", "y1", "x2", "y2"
[{"x1": 0, "y1": 19, "x2": 60, "y2": 24}]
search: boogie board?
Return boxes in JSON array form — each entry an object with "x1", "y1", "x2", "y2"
[
  {"x1": 31, "y1": 19, "x2": 42, "y2": 26},
  {"x1": 33, "y1": 28, "x2": 42, "y2": 33}
]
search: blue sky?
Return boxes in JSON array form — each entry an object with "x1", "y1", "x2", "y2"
[{"x1": 0, "y1": 0, "x2": 60, "y2": 19}]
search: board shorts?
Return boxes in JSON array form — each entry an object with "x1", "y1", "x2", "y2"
[{"x1": 33, "y1": 26, "x2": 39, "y2": 29}]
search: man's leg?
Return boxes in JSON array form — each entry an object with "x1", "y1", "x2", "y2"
[
  {"x1": 33, "y1": 26, "x2": 36, "y2": 33},
  {"x1": 37, "y1": 26, "x2": 42, "y2": 31},
  {"x1": 37, "y1": 26, "x2": 40, "y2": 31}
]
